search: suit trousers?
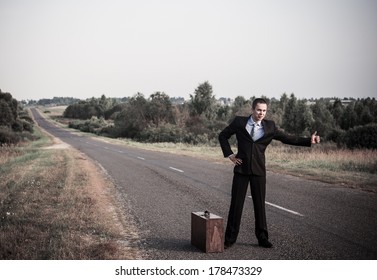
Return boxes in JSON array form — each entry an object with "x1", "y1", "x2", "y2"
[{"x1": 225, "y1": 173, "x2": 268, "y2": 244}]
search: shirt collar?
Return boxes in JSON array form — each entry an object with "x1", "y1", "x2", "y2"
[{"x1": 248, "y1": 116, "x2": 262, "y2": 127}]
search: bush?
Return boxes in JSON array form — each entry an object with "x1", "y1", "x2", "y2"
[
  {"x1": 99, "y1": 125, "x2": 117, "y2": 138},
  {"x1": 68, "y1": 120, "x2": 82, "y2": 130},
  {"x1": 22, "y1": 120, "x2": 34, "y2": 133},
  {"x1": 327, "y1": 128, "x2": 346, "y2": 145},
  {"x1": 0, "y1": 126, "x2": 21, "y2": 144},
  {"x1": 343, "y1": 123, "x2": 377, "y2": 149},
  {"x1": 68, "y1": 117, "x2": 109, "y2": 135},
  {"x1": 139, "y1": 123, "x2": 184, "y2": 143}
]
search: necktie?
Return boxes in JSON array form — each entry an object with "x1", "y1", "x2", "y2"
[
  {"x1": 250, "y1": 124, "x2": 255, "y2": 139},
  {"x1": 251, "y1": 123, "x2": 260, "y2": 141}
]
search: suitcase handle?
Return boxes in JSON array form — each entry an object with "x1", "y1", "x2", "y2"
[{"x1": 204, "y1": 210, "x2": 210, "y2": 218}]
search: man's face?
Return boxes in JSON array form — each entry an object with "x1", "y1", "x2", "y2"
[{"x1": 252, "y1": 103, "x2": 267, "y2": 122}]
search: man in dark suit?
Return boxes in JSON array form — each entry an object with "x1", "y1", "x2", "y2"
[{"x1": 219, "y1": 98, "x2": 320, "y2": 248}]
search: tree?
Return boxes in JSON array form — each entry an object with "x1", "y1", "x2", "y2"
[
  {"x1": 63, "y1": 95, "x2": 116, "y2": 119},
  {"x1": 279, "y1": 93, "x2": 289, "y2": 111},
  {"x1": 265, "y1": 97, "x2": 284, "y2": 127},
  {"x1": 360, "y1": 107, "x2": 373, "y2": 125},
  {"x1": 0, "y1": 90, "x2": 18, "y2": 121},
  {"x1": 340, "y1": 102, "x2": 357, "y2": 130},
  {"x1": 311, "y1": 99, "x2": 335, "y2": 139},
  {"x1": 147, "y1": 92, "x2": 174, "y2": 127},
  {"x1": 282, "y1": 94, "x2": 297, "y2": 133},
  {"x1": 113, "y1": 93, "x2": 148, "y2": 139},
  {"x1": 189, "y1": 81, "x2": 216, "y2": 119},
  {"x1": 282, "y1": 93, "x2": 313, "y2": 135},
  {"x1": 233, "y1": 96, "x2": 247, "y2": 110},
  {"x1": 231, "y1": 96, "x2": 250, "y2": 117},
  {"x1": 0, "y1": 90, "x2": 34, "y2": 144},
  {"x1": 0, "y1": 90, "x2": 19, "y2": 127},
  {"x1": 330, "y1": 98, "x2": 344, "y2": 127},
  {"x1": 97, "y1": 94, "x2": 115, "y2": 117},
  {"x1": 0, "y1": 99, "x2": 14, "y2": 126},
  {"x1": 297, "y1": 100, "x2": 314, "y2": 134}
]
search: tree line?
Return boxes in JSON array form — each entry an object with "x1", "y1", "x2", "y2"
[
  {"x1": 1, "y1": 83, "x2": 376, "y2": 149},
  {"x1": 62, "y1": 81, "x2": 377, "y2": 149}
]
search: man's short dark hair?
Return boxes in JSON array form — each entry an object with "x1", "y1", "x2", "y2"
[{"x1": 252, "y1": 98, "x2": 268, "y2": 109}]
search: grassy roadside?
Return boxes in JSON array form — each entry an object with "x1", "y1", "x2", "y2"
[
  {"x1": 43, "y1": 106, "x2": 377, "y2": 193},
  {"x1": 265, "y1": 142, "x2": 377, "y2": 192},
  {"x1": 0, "y1": 124, "x2": 141, "y2": 259}
]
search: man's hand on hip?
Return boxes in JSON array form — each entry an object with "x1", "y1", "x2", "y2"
[{"x1": 229, "y1": 154, "x2": 243, "y2": 165}]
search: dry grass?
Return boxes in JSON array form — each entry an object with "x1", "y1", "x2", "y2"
[
  {"x1": 0, "y1": 128, "x2": 141, "y2": 260},
  {"x1": 43, "y1": 106, "x2": 67, "y2": 117},
  {"x1": 0, "y1": 144, "x2": 23, "y2": 165},
  {"x1": 265, "y1": 142, "x2": 377, "y2": 192}
]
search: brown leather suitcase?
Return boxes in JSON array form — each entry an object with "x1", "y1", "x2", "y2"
[{"x1": 191, "y1": 211, "x2": 224, "y2": 253}]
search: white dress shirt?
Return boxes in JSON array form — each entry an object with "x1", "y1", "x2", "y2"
[{"x1": 246, "y1": 117, "x2": 264, "y2": 141}]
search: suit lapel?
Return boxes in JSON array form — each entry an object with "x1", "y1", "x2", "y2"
[
  {"x1": 241, "y1": 116, "x2": 253, "y2": 140},
  {"x1": 261, "y1": 119, "x2": 272, "y2": 138}
]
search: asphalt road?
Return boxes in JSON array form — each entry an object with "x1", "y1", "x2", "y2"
[{"x1": 31, "y1": 108, "x2": 377, "y2": 260}]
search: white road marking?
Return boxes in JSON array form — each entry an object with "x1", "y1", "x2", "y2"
[
  {"x1": 248, "y1": 196, "x2": 304, "y2": 217},
  {"x1": 169, "y1": 167, "x2": 184, "y2": 173},
  {"x1": 266, "y1": 201, "x2": 304, "y2": 216},
  {"x1": 96, "y1": 162, "x2": 108, "y2": 175},
  {"x1": 137, "y1": 156, "x2": 145, "y2": 160}
]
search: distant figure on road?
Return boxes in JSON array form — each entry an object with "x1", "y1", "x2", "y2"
[{"x1": 219, "y1": 98, "x2": 320, "y2": 249}]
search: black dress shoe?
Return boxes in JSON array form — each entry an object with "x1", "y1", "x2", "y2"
[
  {"x1": 258, "y1": 239, "x2": 273, "y2": 248},
  {"x1": 224, "y1": 242, "x2": 235, "y2": 249}
]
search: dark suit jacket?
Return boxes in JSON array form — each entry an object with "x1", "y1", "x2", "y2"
[{"x1": 219, "y1": 116, "x2": 312, "y2": 176}]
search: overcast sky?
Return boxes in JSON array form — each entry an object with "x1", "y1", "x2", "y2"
[{"x1": 1, "y1": 0, "x2": 376, "y2": 101}]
